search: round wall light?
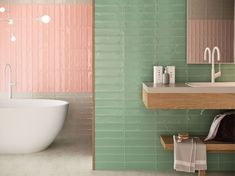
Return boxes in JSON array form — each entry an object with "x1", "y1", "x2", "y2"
[
  {"x1": 0, "y1": 7, "x2": 6, "y2": 13},
  {"x1": 40, "y1": 15, "x2": 51, "y2": 24}
]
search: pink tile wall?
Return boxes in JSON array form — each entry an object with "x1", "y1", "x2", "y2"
[
  {"x1": 187, "y1": 20, "x2": 234, "y2": 64},
  {"x1": 0, "y1": 3, "x2": 93, "y2": 92}
]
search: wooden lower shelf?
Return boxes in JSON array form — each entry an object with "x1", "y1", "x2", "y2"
[
  {"x1": 160, "y1": 135, "x2": 235, "y2": 176},
  {"x1": 160, "y1": 135, "x2": 235, "y2": 153}
]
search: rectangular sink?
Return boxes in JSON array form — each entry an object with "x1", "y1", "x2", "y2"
[{"x1": 186, "y1": 82, "x2": 235, "y2": 87}]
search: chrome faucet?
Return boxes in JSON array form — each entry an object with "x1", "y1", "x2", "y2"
[
  {"x1": 4, "y1": 64, "x2": 15, "y2": 99},
  {"x1": 204, "y1": 46, "x2": 221, "y2": 83}
]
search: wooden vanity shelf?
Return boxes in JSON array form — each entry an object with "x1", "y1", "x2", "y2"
[
  {"x1": 142, "y1": 83, "x2": 235, "y2": 109},
  {"x1": 160, "y1": 135, "x2": 235, "y2": 176}
]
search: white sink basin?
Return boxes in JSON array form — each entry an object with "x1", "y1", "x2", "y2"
[{"x1": 186, "y1": 82, "x2": 235, "y2": 87}]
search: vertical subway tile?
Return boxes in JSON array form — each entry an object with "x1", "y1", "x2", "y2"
[{"x1": 0, "y1": 2, "x2": 92, "y2": 93}]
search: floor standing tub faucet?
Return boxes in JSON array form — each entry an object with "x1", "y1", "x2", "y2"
[{"x1": 4, "y1": 64, "x2": 15, "y2": 99}]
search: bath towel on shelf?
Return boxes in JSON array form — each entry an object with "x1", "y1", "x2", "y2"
[
  {"x1": 173, "y1": 136, "x2": 207, "y2": 173},
  {"x1": 204, "y1": 111, "x2": 235, "y2": 142}
]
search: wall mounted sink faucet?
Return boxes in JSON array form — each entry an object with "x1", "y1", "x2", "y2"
[
  {"x1": 4, "y1": 64, "x2": 15, "y2": 99},
  {"x1": 204, "y1": 46, "x2": 221, "y2": 83}
]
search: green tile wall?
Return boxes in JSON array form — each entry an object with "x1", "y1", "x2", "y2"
[{"x1": 95, "y1": 0, "x2": 235, "y2": 172}]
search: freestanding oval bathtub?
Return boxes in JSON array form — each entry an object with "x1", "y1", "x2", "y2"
[{"x1": 0, "y1": 99, "x2": 69, "y2": 154}]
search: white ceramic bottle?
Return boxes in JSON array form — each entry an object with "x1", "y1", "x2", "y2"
[{"x1": 153, "y1": 66, "x2": 163, "y2": 84}]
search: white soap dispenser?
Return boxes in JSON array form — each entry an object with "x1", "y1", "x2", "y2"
[
  {"x1": 162, "y1": 67, "x2": 170, "y2": 84},
  {"x1": 153, "y1": 66, "x2": 163, "y2": 84}
]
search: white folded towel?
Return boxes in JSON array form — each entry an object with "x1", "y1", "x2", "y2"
[{"x1": 173, "y1": 136, "x2": 207, "y2": 173}]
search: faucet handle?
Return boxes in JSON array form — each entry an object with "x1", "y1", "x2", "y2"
[
  {"x1": 214, "y1": 63, "x2": 222, "y2": 79},
  {"x1": 215, "y1": 71, "x2": 221, "y2": 79}
]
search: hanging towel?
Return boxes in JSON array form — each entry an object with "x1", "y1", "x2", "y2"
[
  {"x1": 173, "y1": 136, "x2": 195, "y2": 172},
  {"x1": 173, "y1": 136, "x2": 207, "y2": 173},
  {"x1": 194, "y1": 137, "x2": 207, "y2": 171}
]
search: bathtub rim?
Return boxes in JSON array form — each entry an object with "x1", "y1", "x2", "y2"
[{"x1": 0, "y1": 98, "x2": 69, "y2": 109}]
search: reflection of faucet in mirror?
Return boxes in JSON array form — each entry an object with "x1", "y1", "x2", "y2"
[
  {"x1": 204, "y1": 46, "x2": 221, "y2": 83},
  {"x1": 187, "y1": 0, "x2": 235, "y2": 64},
  {"x1": 4, "y1": 64, "x2": 15, "y2": 99},
  {"x1": 204, "y1": 47, "x2": 211, "y2": 63}
]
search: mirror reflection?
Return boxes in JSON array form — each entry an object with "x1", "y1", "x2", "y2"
[{"x1": 187, "y1": 0, "x2": 235, "y2": 64}]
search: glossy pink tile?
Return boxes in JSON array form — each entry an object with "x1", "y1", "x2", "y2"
[{"x1": 0, "y1": 3, "x2": 93, "y2": 93}]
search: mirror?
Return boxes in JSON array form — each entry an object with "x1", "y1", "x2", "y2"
[{"x1": 187, "y1": 0, "x2": 235, "y2": 64}]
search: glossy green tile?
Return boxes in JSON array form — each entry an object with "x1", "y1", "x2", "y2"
[
  {"x1": 95, "y1": 6, "x2": 122, "y2": 13},
  {"x1": 125, "y1": 154, "x2": 155, "y2": 163},
  {"x1": 95, "y1": 123, "x2": 124, "y2": 131},
  {"x1": 95, "y1": 60, "x2": 124, "y2": 68},
  {"x1": 95, "y1": 154, "x2": 124, "y2": 162},
  {"x1": 207, "y1": 163, "x2": 220, "y2": 171},
  {"x1": 125, "y1": 131, "x2": 156, "y2": 139},
  {"x1": 95, "y1": 115, "x2": 124, "y2": 123},
  {"x1": 155, "y1": 162, "x2": 174, "y2": 171},
  {"x1": 219, "y1": 154, "x2": 235, "y2": 162},
  {"x1": 95, "y1": 52, "x2": 122, "y2": 60},
  {"x1": 95, "y1": 0, "x2": 235, "y2": 171},
  {"x1": 125, "y1": 115, "x2": 157, "y2": 124},
  {"x1": 156, "y1": 153, "x2": 174, "y2": 162},
  {"x1": 96, "y1": 131, "x2": 124, "y2": 139},
  {"x1": 218, "y1": 162, "x2": 235, "y2": 171},
  {"x1": 95, "y1": 100, "x2": 124, "y2": 108},
  {"x1": 95, "y1": 84, "x2": 124, "y2": 92},
  {"x1": 125, "y1": 146, "x2": 155, "y2": 155},
  {"x1": 95, "y1": 92, "x2": 124, "y2": 100},
  {"x1": 95, "y1": 147, "x2": 124, "y2": 155},
  {"x1": 124, "y1": 0, "x2": 155, "y2": 5},
  {"x1": 125, "y1": 162, "x2": 156, "y2": 170},
  {"x1": 95, "y1": 108, "x2": 124, "y2": 116},
  {"x1": 95, "y1": 162, "x2": 125, "y2": 170},
  {"x1": 125, "y1": 139, "x2": 156, "y2": 147},
  {"x1": 95, "y1": 139, "x2": 124, "y2": 147}
]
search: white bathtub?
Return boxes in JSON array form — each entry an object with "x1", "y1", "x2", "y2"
[{"x1": 0, "y1": 99, "x2": 69, "y2": 154}]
